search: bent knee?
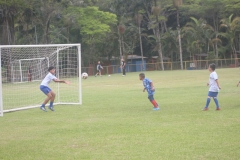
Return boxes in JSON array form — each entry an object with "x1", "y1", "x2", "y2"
[
  {"x1": 51, "y1": 92, "x2": 56, "y2": 97},
  {"x1": 47, "y1": 92, "x2": 55, "y2": 98}
]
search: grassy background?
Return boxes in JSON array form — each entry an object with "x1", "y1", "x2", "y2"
[{"x1": 0, "y1": 68, "x2": 240, "y2": 160}]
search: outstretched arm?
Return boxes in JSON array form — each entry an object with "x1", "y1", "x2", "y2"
[
  {"x1": 53, "y1": 79, "x2": 70, "y2": 84},
  {"x1": 237, "y1": 81, "x2": 240, "y2": 87}
]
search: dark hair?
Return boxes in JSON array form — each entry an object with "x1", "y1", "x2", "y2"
[
  {"x1": 209, "y1": 63, "x2": 216, "y2": 71},
  {"x1": 48, "y1": 66, "x2": 55, "y2": 71},
  {"x1": 139, "y1": 73, "x2": 145, "y2": 78}
]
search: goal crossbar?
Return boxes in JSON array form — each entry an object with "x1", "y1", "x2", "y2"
[
  {"x1": 12, "y1": 57, "x2": 48, "y2": 61},
  {"x1": 0, "y1": 44, "x2": 80, "y2": 48}
]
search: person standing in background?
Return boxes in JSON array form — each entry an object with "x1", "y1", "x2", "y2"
[
  {"x1": 120, "y1": 59, "x2": 126, "y2": 76},
  {"x1": 28, "y1": 65, "x2": 32, "y2": 82}
]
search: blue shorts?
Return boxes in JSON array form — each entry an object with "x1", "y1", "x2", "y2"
[
  {"x1": 148, "y1": 95, "x2": 154, "y2": 101},
  {"x1": 40, "y1": 85, "x2": 51, "y2": 95},
  {"x1": 208, "y1": 91, "x2": 218, "y2": 97}
]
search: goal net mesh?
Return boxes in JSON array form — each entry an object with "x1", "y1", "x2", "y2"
[{"x1": 0, "y1": 44, "x2": 81, "y2": 114}]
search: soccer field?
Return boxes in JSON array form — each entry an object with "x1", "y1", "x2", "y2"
[{"x1": 0, "y1": 68, "x2": 240, "y2": 160}]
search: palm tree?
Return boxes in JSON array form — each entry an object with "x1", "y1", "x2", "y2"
[
  {"x1": 172, "y1": 0, "x2": 183, "y2": 69},
  {"x1": 134, "y1": 13, "x2": 144, "y2": 70},
  {"x1": 220, "y1": 14, "x2": 240, "y2": 66},
  {"x1": 182, "y1": 17, "x2": 215, "y2": 60},
  {"x1": 161, "y1": 28, "x2": 178, "y2": 63},
  {"x1": 152, "y1": 2, "x2": 164, "y2": 71}
]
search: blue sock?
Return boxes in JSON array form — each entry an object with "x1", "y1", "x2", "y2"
[
  {"x1": 50, "y1": 102, "x2": 53, "y2": 107},
  {"x1": 41, "y1": 104, "x2": 45, "y2": 107},
  {"x1": 213, "y1": 97, "x2": 219, "y2": 108},
  {"x1": 205, "y1": 98, "x2": 211, "y2": 108}
]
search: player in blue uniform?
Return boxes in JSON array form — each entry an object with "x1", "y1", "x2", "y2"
[
  {"x1": 139, "y1": 73, "x2": 160, "y2": 111},
  {"x1": 40, "y1": 66, "x2": 70, "y2": 112}
]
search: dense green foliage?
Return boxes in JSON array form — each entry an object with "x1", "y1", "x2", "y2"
[{"x1": 1, "y1": 0, "x2": 240, "y2": 66}]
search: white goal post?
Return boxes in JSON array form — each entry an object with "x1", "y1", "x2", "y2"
[{"x1": 0, "y1": 44, "x2": 82, "y2": 116}]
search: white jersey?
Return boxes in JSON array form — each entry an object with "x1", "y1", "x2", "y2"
[
  {"x1": 209, "y1": 71, "x2": 219, "y2": 92},
  {"x1": 40, "y1": 73, "x2": 57, "y2": 87}
]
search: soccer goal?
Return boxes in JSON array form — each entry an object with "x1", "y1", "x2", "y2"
[
  {"x1": 0, "y1": 44, "x2": 81, "y2": 116},
  {"x1": 11, "y1": 57, "x2": 50, "y2": 83}
]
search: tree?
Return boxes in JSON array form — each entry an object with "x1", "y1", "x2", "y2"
[
  {"x1": 220, "y1": 14, "x2": 240, "y2": 66},
  {"x1": 0, "y1": 0, "x2": 28, "y2": 44},
  {"x1": 142, "y1": 0, "x2": 167, "y2": 71},
  {"x1": 173, "y1": 0, "x2": 183, "y2": 69},
  {"x1": 161, "y1": 28, "x2": 178, "y2": 62},
  {"x1": 151, "y1": 1, "x2": 165, "y2": 71},
  {"x1": 134, "y1": 13, "x2": 144, "y2": 70},
  {"x1": 67, "y1": 6, "x2": 117, "y2": 63},
  {"x1": 182, "y1": 17, "x2": 214, "y2": 60}
]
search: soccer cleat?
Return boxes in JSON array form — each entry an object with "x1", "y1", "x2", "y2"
[
  {"x1": 216, "y1": 108, "x2": 221, "y2": 111},
  {"x1": 40, "y1": 106, "x2": 47, "y2": 112},
  {"x1": 152, "y1": 107, "x2": 160, "y2": 111},
  {"x1": 202, "y1": 107, "x2": 209, "y2": 111},
  {"x1": 48, "y1": 106, "x2": 55, "y2": 111}
]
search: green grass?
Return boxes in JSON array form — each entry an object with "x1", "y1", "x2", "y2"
[{"x1": 1, "y1": 68, "x2": 240, "y2": 160}]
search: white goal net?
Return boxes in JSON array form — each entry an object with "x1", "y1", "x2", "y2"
[
  {"x1": 11, "y1": 57, "x2": 50, "y2": 83},
  {"x1": 0, "y1": 44, "x2": 81, "y2": 116}
]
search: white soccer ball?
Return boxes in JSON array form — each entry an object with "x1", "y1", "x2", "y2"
[
  {"x1": 108, "y1": 75, "x2": 111, "y2": 77},
  {"x1": 82, "y1": 72, "x2": 88, "y2": 79}
]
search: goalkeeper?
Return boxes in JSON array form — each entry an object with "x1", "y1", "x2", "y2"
[{"x1": 39, "y1": 66, "x2": 70, "y2": 112}]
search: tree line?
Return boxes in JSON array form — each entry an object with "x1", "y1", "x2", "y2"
[{"x1": 1, "y1": 0, "x2": 240, "y2": 70}]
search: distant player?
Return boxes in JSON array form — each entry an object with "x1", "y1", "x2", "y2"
[
  {"x1": 203, "y1": 63, "x2": 221, "y2": 111},
  {"x1": 95, "y1": 61, "x2": 103, "y2": 77},
  {"x1": 40, "y1": 66, "x2": 70, "y2": 112},
  {"x1": 139, "y1": 73, "x2": 160, "y2": 111},
  {"x1": 120, "y1": 58, "x2": 126, "y2": 76},
  {"x1": 237, "y1": 81, "x2": 240, "y2": 87},
  {"x1": 28, "y1": 65, "x2": 32, "y2": 82}
]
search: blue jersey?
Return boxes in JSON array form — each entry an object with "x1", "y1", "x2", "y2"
[{"x1": 143, "y1": 78, "x2": 155, "y2": 95}]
